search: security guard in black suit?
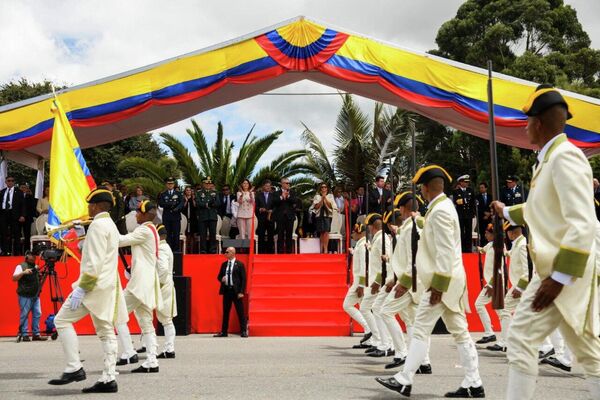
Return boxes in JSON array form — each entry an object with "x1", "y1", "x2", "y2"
[
  {"x1": 158, "y1": 177, "x2": 184, "y2": 251},
  {"x1": 500, "y1": 175, "x2": 527, "y2": 206},
  {"x1": 452, "y1": 174, "x2": 475, "y2": 253},
  {"x1": 197, "y1": 177, "x2": 219, "y2": 254},
  {"x1": 102, "y1": 181, "x2": 127, "y2": 235}
]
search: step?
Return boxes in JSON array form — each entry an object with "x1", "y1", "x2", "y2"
[
  {"x1": 250, "y1": 285, "x2": 348, "y2": 298},
  {"x1": 253, "y1": 254, "x2": 346, "y2": 264},
  {"x1": 249, "y1": 322, "x2": 350, "y2": 336},
  {"x1": 249, "y1": 309, "x2": 349, "y2": 325},
  {"x1": 250, "y1": 296, "x2": 344, "y2": 311},
  {"x1": 252, "y1": 260, "x2": 348, "y2": 274},
  {"x1": 251, "y1": 272, "x2": 347, "y2": 286}
]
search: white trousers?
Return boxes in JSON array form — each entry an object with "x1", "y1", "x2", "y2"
[
  {"x1": 506, "y1": 276, "x2": 600, "y2": 400},
  {"x1": 156, "y1": 313, "x2": 176, "y2": 353},
  {"x1": 372, "y1": 289, "x2": 393, "y2": 351},
  {"x1": 117, "y1": 289, "x2": 158, "y2": 368},
  {"x1": 359, "y1": 290, "x2": 381, "y2": 347},
  {"x1": 342, "y1": 285, "x2": 370, "y2": 334},
  {"x1": 381, "y1": 289, "x2": 413, "y2": 358},
  {"x1": 474, "y1": 288, "x2": 497, "y2": 336},
  {"x1": 547, "y1": 329, "x2": 573, "y2": 367},
  {"x1": 499, "y1": 288, "x2": 521, "y2": 347},
  {"x1": 394, "y1": 292, "x2": 481, "y2": 388},
  {"x1": 54, "y1": 296, "x2": 117, "y2": 383}
]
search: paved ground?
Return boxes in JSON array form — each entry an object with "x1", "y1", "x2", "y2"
[{"x1": 0, "y1": 334, "x2": 590, "y2": 399}]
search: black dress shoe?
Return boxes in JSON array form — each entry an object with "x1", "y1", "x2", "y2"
[
  {"x1": 136, "y1": 346, "x2": 146, "y2": 354},
  {"x1": 131, "y1": 365, "x2": 159, "y2": 373},
  {"x1": 157, "y1": 351, "x2": 176, "y2": 359},
  {"x1": 21, "y1": 336, "x2": 31, "y2": 342},
  {"x1": 486, "y1": 344, "x2": 506, "y2": 352},
  {"x1": 32, "y1": 335, "x2": 48, "y2": 341},
  {"x1": 48, "y1": 368, "x2": 87, "y2": 385},
  {"x1": 416, "y1": 364, "x2": 432, "y2": 374},
  {"x1": 82, "y1": 380, "x2": 118, "y2": 393},
  {"x1": 364, "y1": 345, "x2": 377, "y2": 354},
  {"x1": 444, "y1": 385, "x2": 485, "y2": 398},
  {"x1": 241, "y1": 331, "x2": 248, "y2": 338},
  {"x1": 475, "y1": 335, "x2": 496, "y2": 344},
  {"x1": 541, "y1": 356, "x2": 572, "y2": 372},
  {"x1": 385, "y1": 357, "x2": 406, "y2": 369},
  {"x1": 116, "y1": 354, "x2": 139, "y2": 366},
  {"x1": 352, "y1": 343, "x2": 371, "y2": 349},
  {"x1": 539, "y1": 349, "x2": 555, "y2": 359},
  {"x1": 368, "y1": 349, "x2": 387, "y2": 358},
  {"x1": 360, "y1": 332, "x2": 372, "y2": 344},
  {"x1": 213, "y1": 332, "x2": 228, "y2": 337},
  {"x1": 375, "y1": 377, "x2": 411, "y2": 397}
]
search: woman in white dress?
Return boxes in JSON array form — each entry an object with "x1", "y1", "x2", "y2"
[{"x1": 236, "y1": 179, "x2": 255, "y2": 240}]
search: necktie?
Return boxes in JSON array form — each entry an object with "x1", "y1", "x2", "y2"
[
  {"x1": 358, "y1": 196, "x2": 362, "y2": 210},
  {"x1": 227, "y1": 261, "x2": 233, "y2": 286}
]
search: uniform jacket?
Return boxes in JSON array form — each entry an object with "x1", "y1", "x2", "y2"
[
  {"x1": 159, "y1": 189, "x2": 185, "y2": 221},
  {"x1": 507, "y1": 235, "x2": 529, "y2": 291},
  {"x1": 452, "y1": 187, "x2": 475, "y2": 219},
  {"x1": 367, "y1": 230, "x2": 393, "y2": 287},
  {"x1": 500, "y1": 185, "x2": 527, "y2": 206},
  {"x1": 391, "y1": 217, "x2": 423, "y2": 304},
  {"x1": 75, "y1": 212, "x2": 128, "y2": 324},
  {"x1": 479, "y1": 242, "x2": 495, "y2": 285},
  {"x1": 119, "y1": 221, "x2": 163, "y2": 310},
  {"x1": 507, "y1": 134, "x2": 598, "y2": 336},
  {"x1": 351, "y1": 236, "x2": 367, "y2": 288},
  {"x1": 417, "y1": 195, "x2": 467, "y2": 312},
  {"x1": 157, "y1": 240, "x2": 177, "y2": 318},
  {"x1": 196, "y1": 189, "x2": 219, "y2": 221}
]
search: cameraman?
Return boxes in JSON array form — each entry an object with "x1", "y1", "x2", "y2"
[{"x1": 12, "y1": 251, "x2": 47, "y2": 341}]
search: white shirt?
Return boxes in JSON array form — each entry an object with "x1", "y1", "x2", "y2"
[
  {"x1": 226, "y1": 258, "x2": 236, "y2": 286},
  {"x1": 3, "y1": 187, "x2": 14, "y2": 209}
]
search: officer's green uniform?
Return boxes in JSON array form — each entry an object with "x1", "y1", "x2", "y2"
[{"x1": 196, "y1": 177, "x2": 219, "y2": 254}]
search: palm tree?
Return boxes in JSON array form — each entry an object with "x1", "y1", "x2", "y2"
[
  {"x1": 117, "y1": 156, "x2": 180, "y2": 198},
  {"x1": 160, "y1": 119, "x2": 309, "y2": 190}
]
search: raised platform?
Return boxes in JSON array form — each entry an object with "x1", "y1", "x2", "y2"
[{"x1": 0, "y1": 253, "x2": 499, "y2": 337}]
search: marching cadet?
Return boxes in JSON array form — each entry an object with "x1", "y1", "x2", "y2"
[
  {"x1": 452, "y1": 175, "x2": 475, "y2": 253},
  {"x1": 380, "y1": 194, "x2": 432, "y2": 372},
  {"x1": 486, "y1": 224, "x2": 528, "y2": 353},
  {"x1": 343, "y1": 223, "x2": 373, "y2": 349},
  {"x1": 196, "y1": 177, "x2": 219, "y2": 254},
  {"x1": 499, "y1": 175, "x2": 527, "y2": 206},
  {"x1": 155, "y1": 224, "x2": 178, "y2": 358},
  {"x1": 365, "y1": 213, "x2": 395, "y2": 358},
  {"x1": 115, "y1": 200, "x2": 163, "y2": 373},
  {"x1": 474, "y1": 224, "x2": 499, "y2": 345},
  {"x1": 492, "y1": 85, "x2": 600, "y2": 399},
  {"x1": 377, "y1": 165, "x2": 484, "y2": 398},
  {"x1": 48, "y1": 188, "x2": 128, "y2": 393},
  {"x1": 102, "y1": 181, "x2": 127, "y2": 234},
  {"x1": 158, "y1": 177, "x2": 184, "y2": 252}
]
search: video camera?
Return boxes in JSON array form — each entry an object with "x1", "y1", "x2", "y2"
[{"x1": 31, "y1": 243, "x2": 64, "y2": 267}]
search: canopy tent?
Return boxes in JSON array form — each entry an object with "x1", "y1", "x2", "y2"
[{"x1": 1, "y1": 16, "x2": 600, "y2": 170}]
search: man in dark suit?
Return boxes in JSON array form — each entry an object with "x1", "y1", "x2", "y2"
[
  {"x1": 255, "y1": 180, "x2": 275, "y2": 253},
  {"x1": 214, "y1": 247, "x2": 247, "y2": 338},
  {"x1": 500, "y1": 175, "x2": 527, "y2": 206},
  {"x1": 158, "y1": 177, "x2": 184, "y2": 251},
  {"x1": 20, "y1": 184, "x2": 37, "y2": 254},
  {"x1": 218, "y1": 184, "x2": 237, "y2": 239},
  {"x1": 475, "y1": 182, "x2": 492, "y2": 246},
  {"x1": 0, "y1": 176, "x2": 26, "y2": 255},
  {"x1": 453, "y1": 174, "x2": 475, "y2": 253},
  {"x1": 273, "y1": 177, "x2": 296, "y2": 254},
  {"x1": 368, "y1": 176, "x2": 392, "y2": 215}
]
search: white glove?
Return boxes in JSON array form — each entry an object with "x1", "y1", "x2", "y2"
[
  {"x1": 74, "y1": 225, "x2": 86, "y2": 238},
  {"x1": 69, "y1": 287, "x2": 86, "y2": 310},
  {"x1": 124, "y1": 269, "x2": 131, "y2": 280},
  {"x1": 77, "y1": 239, "x2": 85, "y2": 251}
]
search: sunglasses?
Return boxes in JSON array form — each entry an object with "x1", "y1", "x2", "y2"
[{"x1": 6, "y1": 179, "x2": 14, "y2": 182}]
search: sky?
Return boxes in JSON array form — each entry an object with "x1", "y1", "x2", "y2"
[{"x1": 2, "y1": 0, "x2": 599, "y2": 169}]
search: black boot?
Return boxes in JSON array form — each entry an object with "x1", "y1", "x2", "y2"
[
  {"x1": 375, "y1": 377, "x2": 411, "y2": 397},
  {"x1": 157, "y1": 351, "x2": 176, "y2": 359},
  {"x1": 475, "y1": 335, "x2": 496, "y2": 344},
  {"x1": 384, "y1": 357, "x2": 406, "y2": 369},
  {"x1": 359, "y1": 332, "x2": 372, "y2": 344},
  {"x1": 416, "y1": 364, "x2": 432, "y2": 374},
  {"x1": 48, "y1": 368, "x2": 86, "y2": 385},
  {"x1": 131, "y1": 365, "x2": 159, "y2": 373},
  {"x1": 116, "y1": 354, "x2": 139, "y2": 366},
  {"x1": 82, "y1": 380, "x2": 118, "y2": 393}
]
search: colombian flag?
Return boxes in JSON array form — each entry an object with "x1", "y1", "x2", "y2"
[{"x1": 47, "y1": 97, "x2": 96, "y2": 260}]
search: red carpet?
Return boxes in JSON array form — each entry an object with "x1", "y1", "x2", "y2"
[{"x1": 249, "y1": 254, "x2": 350, "y2": 336}]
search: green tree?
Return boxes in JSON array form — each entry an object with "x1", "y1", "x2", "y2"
[{"x1": 117, "y1": 157, "x2": 180, "y2": 199}]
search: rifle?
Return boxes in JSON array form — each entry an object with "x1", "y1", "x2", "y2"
[
  {"x1": 475, "y1": 200, "x2": 484, "y2": 289},
  {"x1": 486, "y1": 60, "x2": 505, "y2": 310},
  {"x1": 119, "y1": 249, "x2": 131, "y2": 275},
  {"x1": 410, "y1": 116, "x2": 418, "y2": 292},
  {"x1": 519, "y1": 184, "x2": 534, "y2": 281}
]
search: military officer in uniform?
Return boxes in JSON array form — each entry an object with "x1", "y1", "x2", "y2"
[
  {"x1": 158, "y1": 177, "x2": 184, "y2": 252},
  {"x1": 343, "y1": 223, "x2": 372, "y2": 348},
  {"x1": 380, "y1": 194, "x2": 432, "y2": 372},
  {"x1": 196, "y1": 177, "x2": 219, "y2": 254},
  {"x1": 102, "y1": 181, "x2": 127, "y2": 234},
  {"x1": 486, "y1": 224, "x2": 528, "y2": 353},
  {"x1": 493, "y1": 86, "x2": 600, "y2": 399},
  {"x1": 474, "y1": 224, "x2": 499, "y2": 345},
  {"x1": 453, "y1": 175, "x2": 475, "y2": 253},
  {"x1": 48, "y1": 187, "x2": 128, "y2": 393},
  {"x1": 115, "y1": 200, "x2": 163, "y2": 373},
  {"x1": 500, "y1": 175, "x2": 527, "y2": 207},
  {"x1": 377, "y1": 165, "x2": 484, "y2": 398},
  {"x1": 155, "y1": 224, "x2": 177, "y2": 358}
]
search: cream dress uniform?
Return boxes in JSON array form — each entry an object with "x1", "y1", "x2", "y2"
[
  {"x1": 369, "y1": 229, "x2": 394, "y2": 352},
  {"x1": 497, "y1": 234, "x2": 528, "y2": 349},
  {"x1": 156, "y1": 238, "x2": 178, "y2": 354},
  {"x1": 394, "y1": 194, "x2": 482, "y2": 390},
  {"x1": 342, "y1": 236, "x2": 371, "y2": 338},
  {"x1": 54, "y1": 212, "x2": 128, "y2": 383},
  {"x1": 381, "y1": 217, "x2": 424, "y2": 360},
  {"x1": 116, "y1": 221, "x2": 163, "y2": 369},
  {"x1": 505, "y1": 134, "x2": 600, "y2": 399},
  {"x1": 474, "y1": 242, "x2": 499, "y2": 338}
]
